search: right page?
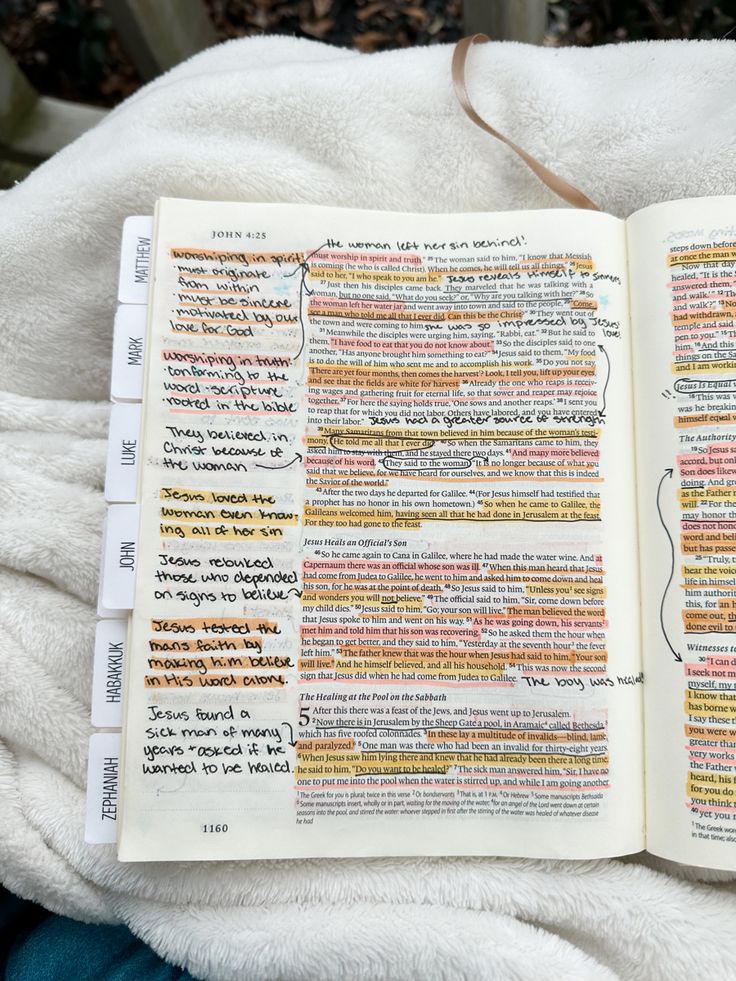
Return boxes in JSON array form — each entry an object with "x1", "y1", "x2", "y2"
[{"x1": 629, "y1": 195, "x2": 736, "y2": 869}]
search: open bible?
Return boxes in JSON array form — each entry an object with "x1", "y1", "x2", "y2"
[{"x1": 94, "y1": 195, "x2": 736, "y2": 868}]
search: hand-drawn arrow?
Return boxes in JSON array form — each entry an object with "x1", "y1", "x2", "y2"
[
  {"x1": 657, "y1": 467, "x2": 682, "y2": 662},
  {"x1": 284, "y1": 242, "x2": 327, "y2": 360},
  {"x1": 598, "y1": 344, "x2": 611, "y2": 419},
  {"x1": 282, "y1": 721, "x2": 298, "y2": 747},
  {"x1": 294, "y1": 262, "x2": 312, "y2": 359},
  {"x1": 255, "y1": 453, "x2": 303, "y2": 470}
]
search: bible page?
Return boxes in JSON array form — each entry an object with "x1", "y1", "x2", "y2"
[
  {"x1": 117, "y1": 198, "x2": 643, "y2": 861},
  {"x1": 629, "y1": 195, "x2": 736, "y2": 869}
]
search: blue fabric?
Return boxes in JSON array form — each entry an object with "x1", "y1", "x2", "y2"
[
  {"x1": 2, "y1": 893, "x2": 196, "y2": 981},
  {"x1": 0, "y1": 888, "x2": 49, "y2": 977}
]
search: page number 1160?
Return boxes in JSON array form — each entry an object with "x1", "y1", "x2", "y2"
[{"x1": 202, "y1": 824, "x2": 229, "y2": 833}]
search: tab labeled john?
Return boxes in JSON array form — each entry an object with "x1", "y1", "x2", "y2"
[{"x1": 100, "y1": 504, "x2": 140, "y2": 612}]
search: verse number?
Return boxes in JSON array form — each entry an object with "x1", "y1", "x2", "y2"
[
  {"x1": 245, "y1": 231, "x2": 266, "y2": 239},
  {"x1": 202, "y1": 823, "x2": 229, "y2": 833}
]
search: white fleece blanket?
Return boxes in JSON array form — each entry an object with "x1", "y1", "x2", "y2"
[{"x1": 2, "y1": 33, "x2": 736, "y2": 981}]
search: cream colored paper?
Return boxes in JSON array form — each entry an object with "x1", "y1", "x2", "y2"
[
  {"x1": 117, "y1": 199, "x2": 642, "y2": 862},
  {"x1": 629, "y1": 195, "x2": 736, "y2": 869}
]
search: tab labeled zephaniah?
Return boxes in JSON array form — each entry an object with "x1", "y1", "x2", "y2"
[{"x1": 85, "y1": 731, "x2": 121, "y2": 843}]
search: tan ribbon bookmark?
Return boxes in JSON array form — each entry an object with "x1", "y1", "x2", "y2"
[{"x1": 452, "y1": 34, "x2": 600, "y2": 211}]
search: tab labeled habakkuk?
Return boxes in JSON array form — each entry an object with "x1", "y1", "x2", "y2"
[{"x1": 92, "y1": 620, "x2": 127, "y2": 728}]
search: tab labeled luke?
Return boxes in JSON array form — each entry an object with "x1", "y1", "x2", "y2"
[{"x1": 105, "y1": 402, "x2": 142, "y2": 503}]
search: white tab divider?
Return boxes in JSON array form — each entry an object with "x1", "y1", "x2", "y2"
[
  {"x1": 100, "y1": 504, "x2": 140, "y2": 613},
  {"x1": 97, "y1": 513, "x2": 126, "y2": 619},
  {"x1": 118, "y1": 215, "x2": 154, "y2": 304},
  {"x1": 111, "y1": 304, "x2": 147, "y2": 401},
  {"x1": 92, "y1": 620, "x2": 127, "y2": 728},
  {"x1": 105, "y1": 402, "x2": 142, "y2": 503},
  {"x1": 85, "y1": 731, "x2": 121, "y2": 843}
]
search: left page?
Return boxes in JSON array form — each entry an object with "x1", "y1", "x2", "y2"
[{"x1": 117, "y1": 198, "x2": 643, "y2": 861}]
